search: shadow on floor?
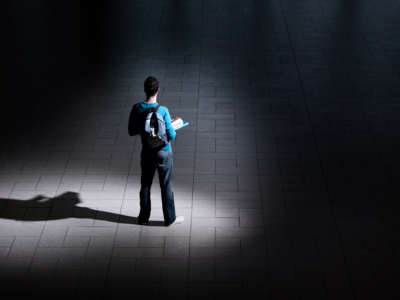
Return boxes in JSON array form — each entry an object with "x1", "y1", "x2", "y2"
[{"x1": 0, "y1": 191, "x2": 165, "y2": 226}]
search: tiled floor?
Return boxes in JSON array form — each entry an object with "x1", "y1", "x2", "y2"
[{"x1": 2, "y1": 0, "x2": 400, "y2": 299}]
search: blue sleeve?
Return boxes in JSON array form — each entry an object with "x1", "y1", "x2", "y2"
[{"x1": 164, "y1": 108, "x2": 176, "y2": 141}]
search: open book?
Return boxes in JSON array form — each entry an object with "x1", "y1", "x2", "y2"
[{"x1": 171, "y1": 117, "x2": 189, "y2": 130}]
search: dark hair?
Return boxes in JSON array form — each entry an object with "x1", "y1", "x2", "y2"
[{"x1": 144, "y1": 76, "x2": 159, "y2": 98}]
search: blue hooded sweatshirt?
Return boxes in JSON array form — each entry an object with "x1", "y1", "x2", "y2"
[{"x1": 128, "y1": 101, "x2": 176, "y2": 151}]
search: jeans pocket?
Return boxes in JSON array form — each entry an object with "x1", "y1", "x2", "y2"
[{"x1": 157, "y1": 150, "x2": 168, "y2": 164}]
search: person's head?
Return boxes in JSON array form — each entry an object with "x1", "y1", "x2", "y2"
[{"x1": 144, "y1": 76, "x2": 159, "y2": 99}]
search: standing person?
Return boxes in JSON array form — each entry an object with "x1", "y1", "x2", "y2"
[{"x1": 128, "y1": 76, "x2": 184, "y2": 226}]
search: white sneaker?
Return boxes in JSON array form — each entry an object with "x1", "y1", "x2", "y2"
[{"x1": 169, "y1": 216, "x2": 184, "y2": 225}]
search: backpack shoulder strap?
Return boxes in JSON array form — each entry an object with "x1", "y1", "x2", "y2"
[
  {"x1": 142, "y1": 104, "x2": 160, "y2": 119},
  {"x1": 150, "y1": 104, "x2": 160, "y2": 113}
]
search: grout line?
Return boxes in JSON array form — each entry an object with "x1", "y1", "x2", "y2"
[
  {"x1": 185, "y1": 0, "x2": 205, "y2": 296},
  {"x1": 102, "y1": 54, "x2": 139, "y2": 291},
  {"x1": 279, "y1": 1, "x2": 356, "y2": 299}
]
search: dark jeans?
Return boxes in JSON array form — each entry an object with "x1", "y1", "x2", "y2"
[{"x1": 138, "y1": 148, "x2": 176, "y2": 225}]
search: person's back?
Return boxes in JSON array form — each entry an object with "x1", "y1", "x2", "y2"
[
  {"x1": 129, "y1": 101, "x2": 175, "y2": 151},
  {"x1": 128, "y1": 76, "x2": 184, "y2": 226}
]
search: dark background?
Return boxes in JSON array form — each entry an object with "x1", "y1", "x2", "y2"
[
  {"x1": 3, "y1": 1, "x2": 115, "y2": 135},
  {"x1": 2, "y1": 0, "x2": 400, "y2": 299}
]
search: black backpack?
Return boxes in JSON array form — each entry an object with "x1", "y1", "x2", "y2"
[{"x1": 142, "y1": 104, "x2": 168, "y2": 151}]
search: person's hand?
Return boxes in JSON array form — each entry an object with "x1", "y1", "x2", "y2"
[{"x1": 171, "y1": 116, "x2": 181, "y2": 122}]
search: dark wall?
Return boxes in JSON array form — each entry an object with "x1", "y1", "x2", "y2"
[{"x1": 3, "y1": 0, "x2": 118, "y2": 135}]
